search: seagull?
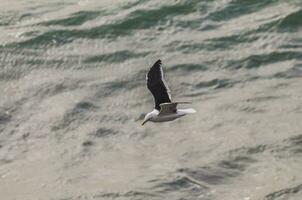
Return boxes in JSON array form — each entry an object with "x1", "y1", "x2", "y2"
[{"x1": 142, "y1": 59, "x2": 196, "y2": 126}]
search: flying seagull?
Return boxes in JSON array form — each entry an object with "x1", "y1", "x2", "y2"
[{"x1": 142, "y1": 59, "x2": 196, "y2": 125}]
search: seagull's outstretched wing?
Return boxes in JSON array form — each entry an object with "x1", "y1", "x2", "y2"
[
  {"x1": 147, "y1": 59, "x2": 171, "y2": 110},
  {"x1": 159, "y1": 102, "x2": 191, "y2": 115},
  {"x1": 159, "y1": 102, "x2": 177, "y2": 115}
]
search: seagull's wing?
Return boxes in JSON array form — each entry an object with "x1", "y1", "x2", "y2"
[
  {"x1": 159, "y1": 102, "x2": 177, "y2": 115},
  {"x1": 159, "y1": 102, "x2": 192, "y2": 115},
  {"x1": 147, "y1": 59, "x2": 171, "y2": 110}
]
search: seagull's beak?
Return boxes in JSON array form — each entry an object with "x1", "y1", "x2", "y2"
[{"x1": 141, "y1": 119, "x2": 148, "y2": 126}]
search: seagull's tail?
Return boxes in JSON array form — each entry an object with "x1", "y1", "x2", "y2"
[{"x1": 178, "y1": 108, "x2": 196, "y2": 114}]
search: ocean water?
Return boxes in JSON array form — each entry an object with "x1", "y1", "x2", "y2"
[{"x1": 0, "y1": 0, "x2": 302, "y2": 199}]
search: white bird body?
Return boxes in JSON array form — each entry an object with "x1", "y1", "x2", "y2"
[
  {"x1": 142, "y1": 60, "x2": 196, "y2": 125},
  {"x1": 146, "y1": 107, "x2": 196, "y2": 123}
]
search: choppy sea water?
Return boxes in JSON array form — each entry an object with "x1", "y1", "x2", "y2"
[{"x1": 0, "y1": 0, "x2": 302, "y2": 199}]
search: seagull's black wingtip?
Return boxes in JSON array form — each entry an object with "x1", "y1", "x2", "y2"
[{"x1": 155, "y1": 59, "x2": 162, "y2": 65}]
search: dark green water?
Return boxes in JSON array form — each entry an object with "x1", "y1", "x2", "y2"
[{"x1": 0, "y1": 0, "x2": 302, "y2": 200}]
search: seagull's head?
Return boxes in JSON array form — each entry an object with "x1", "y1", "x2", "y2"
[{"x1": 141, "y1": 112, "x2": 153, "y2": 126}]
